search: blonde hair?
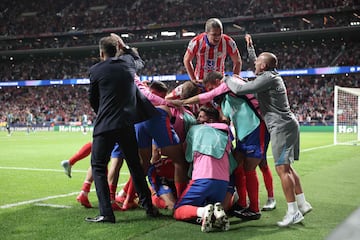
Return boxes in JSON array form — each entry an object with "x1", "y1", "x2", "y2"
[{"x1": 205, "y1": 18, "x2": 223, "y2": 32}]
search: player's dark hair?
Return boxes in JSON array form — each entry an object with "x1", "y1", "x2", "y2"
[
  {"x1": 149, "y1": 80, "x2": 168, "y2": 94},
  {"x1": 181, "y1": 81, "x2": 200, "y2": 99},
  {"x1": 199, "y1": 105, "x2": 220, "y2": 122},
  {"x1": 203, "y1": 71, "x2": 223, "y2": 85},
  {"x1": 99, "y1": 36, "x2": 117, "y2": 58}
]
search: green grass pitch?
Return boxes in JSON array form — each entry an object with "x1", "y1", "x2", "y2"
[{"x1": 0, "y1": 130, "x2": 359, "y2": 240}]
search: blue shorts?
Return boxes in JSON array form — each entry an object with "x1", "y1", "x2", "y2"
[
  {"x1": 135, "y1": 108, "x2": 180, "y2": 148},
  {"x1": 174, "y1": 179, "x2": 228, "y2": 209},
  {"x1": 236, "y1": 121, "x2": 270, "y2": 159},
  {"x1": 227, "y1": 173, "x2": 236, "y2": 195},
  {"x1": 110, "y1": 143, "x2": 124, "y2": 158}
]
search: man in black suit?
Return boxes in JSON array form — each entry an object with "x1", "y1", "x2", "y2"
[{"x1": 86, "y1": 35, "x2": 159, "y2": 223}]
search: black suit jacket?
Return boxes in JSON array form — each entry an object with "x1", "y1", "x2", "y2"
[{"x1": 89, "y1": 53, "x2": 158, "y2": 136}]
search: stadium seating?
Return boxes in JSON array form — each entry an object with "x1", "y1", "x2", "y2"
[{"x1": 1, "y1": 0, "x2": 360, "y2": 127}]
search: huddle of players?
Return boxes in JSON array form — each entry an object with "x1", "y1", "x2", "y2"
[{"x1": 63, "y1": 17, "x2": 312, "y2": 232}]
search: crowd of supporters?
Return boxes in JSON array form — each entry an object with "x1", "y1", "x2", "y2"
[
  {"x1": 0, "y1": 85, "x2": 95, "y2": 127},
  {"x1": 1, "y1": 37, "x2": 359, "y2": 81},
  {"x1": 1, "y1": 0, "x2": 359, "y2": 128},
  {"x1": 0, "y1": 0, "x2": 359, "y2": 51},
  {"x1": 1, "y1": 0, "x2": 357, "y2": 36},
  {"x1": 1, "y1": 73, "x2": 359, "y2": 128}
]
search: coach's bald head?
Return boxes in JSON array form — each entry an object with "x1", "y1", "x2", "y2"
[
  {"x1": 255, "y1": 52, "x2": 278, "y2": 74},
  {"x1": 261, "y1": 52, "x2": 278, "y2": 69}
]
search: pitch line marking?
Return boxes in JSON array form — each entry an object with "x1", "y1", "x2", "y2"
[
  {"x1": 0, "y1": 183, "x2": 126, "y2": 209},
  {"x1": 0, "y1": 144, "x2": 335, "y2": 209},
  {"x1": 34, "y1": 203, "x2": 72, "y2": 208},
  {"x1": 0, "y1": 166, "x2": 131, "y2": 175},
  {"x1": 0, "y1": 192, "x2": 79, "y2": 209},
  {"x1": 0, "y1": 166, "x2": 88, "y2": 173},
  {"x1": 266, "y1": 144, "x2": 335, "y2": 159}
]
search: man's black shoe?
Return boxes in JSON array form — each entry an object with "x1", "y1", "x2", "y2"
[
  {"x1": 234, "y1": 208, "x2": 261, "y2": 221},
  {"x1": 85, "y1": 215, "x2": 115, "y2": 223},
  {"x1": 227, "y1": 203, "x2": 246, "y2": 217},
  {"x1": 146, "y1": 207, "x2": 161, "y2": 217}
]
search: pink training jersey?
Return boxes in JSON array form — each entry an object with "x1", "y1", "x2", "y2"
[
  {"x1": 198, "y1": 80, "x2": 261, "y2": 116},
  {"x1": 191, "y1": 123, "x2": 231, "y2": 182},
  {"x1": 134, "y1": 75, "x2": 167, "y2": 106},
  {"x1": 187, "y1": 32, "x2": 239, "y2": 80},
  {"x1": 170, "y1": 107, "x2": 195, "y2": 142}
]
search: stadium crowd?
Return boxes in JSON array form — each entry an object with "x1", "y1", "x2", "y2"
[
  {"x1": 1, "y1": 37, "x2": 360, "y2": 127},
  {"x1": 0, "y1": 85, "x2": 95, "y2": 127},
  {"x1": 0, "y1": 0, "x2": 359, "y2": 51},
  {"x1": 1, "y1": 0, "x2": 357, "y2": 36},
  {"x1": 1, "y1": 73, "x2": 359, "y2": 127},
  {"x1": 1, "y1": 0, "x2": 359, "y2": 127},
  {"x1": 1, "y1": 37, "x2": 360, "y2": 81}
]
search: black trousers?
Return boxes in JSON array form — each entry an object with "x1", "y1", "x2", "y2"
[{"x1": 91, "y1": 126, "x2": 153, "y2": 216}]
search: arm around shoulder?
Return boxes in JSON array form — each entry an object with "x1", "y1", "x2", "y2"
[{"x1": 224, "y1": 75, "x2": 245, "y2": 95}]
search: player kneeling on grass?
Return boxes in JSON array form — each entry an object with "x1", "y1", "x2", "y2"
[{"x1": 173, "y1": 106, "x2": 237, "y2": 233}]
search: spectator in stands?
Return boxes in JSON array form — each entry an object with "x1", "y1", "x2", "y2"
[{"x1": 0, "y1": 0, "x2": 356, "y2": 37}]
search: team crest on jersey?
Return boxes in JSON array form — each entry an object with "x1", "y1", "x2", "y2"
[{"x1": 205, "y1": 60, "x2": 215, "y2": 71}]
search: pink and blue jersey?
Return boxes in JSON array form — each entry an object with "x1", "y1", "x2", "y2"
[
  {"x1": 170, "y1": 107, "x2": 197, "y2": 143},
  {"x1": 186, "y1": 123, "x2": 232, "y2": 182},
  {"x1": 134, "y1": 74, "x2": 180, "y2": 148},
  {"x1": 134, "y1": 75, "x2": 167, "y2": 106},
  {"x1": 197, "y1": 80, "x2": 269, "y2": 159},
  {"x1": 175, "y1": 123, "x2": 233, "y2": 208}
]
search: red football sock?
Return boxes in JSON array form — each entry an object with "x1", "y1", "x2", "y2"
[
  {"x1": 125, "y1": 178, "x2": 137, "y2": 202},
  {"x1": 175, "y1": 182, "x2": 187, "y2": 199},
  {"x1": 122, "y1": 177, "x2": 132, "y2": 194},
  {"x1": 81, "y1": 181, "x2": 92, "y2": 193},
  {"x1": 173, "y1": 205, "x2": 198, "y2": 221},
  {"x1": 245, "y1": 170, "x2": 259, "y2": 212},
  {"x1": 260, "y1": 165, "x2": 274, "y2": 198},
  {"x1": 234, "y1": 165, "x2": 247, "y2": 207},
  {"x1": 152, "y1": 195, "x2": 167, "y2": 209},
  {"x1": 69, "y1": 142, "x2": 92, "y2": 166}
]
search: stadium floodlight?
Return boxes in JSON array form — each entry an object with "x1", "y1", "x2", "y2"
[
  {"x1": 161, "y1": 31, "x2": 176, "y2": 37},
  {"x1": 182, "y1": 32, "x2": 196, "y2": 37},
  {"x1": 334, "y1": 85, "x2": 360, "y2": 145}
]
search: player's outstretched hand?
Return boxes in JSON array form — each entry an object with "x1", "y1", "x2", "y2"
[
  {"x1": 167, "y1": 99, "x2": 184, "y2": 108},
  {"x1": 245, "y1": 34, "x2": 253, "y2": 47}
]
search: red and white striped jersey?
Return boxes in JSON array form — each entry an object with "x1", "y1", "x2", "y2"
[{"x1": 186, "y1": 32, "x2": 239, "y2": 80}]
